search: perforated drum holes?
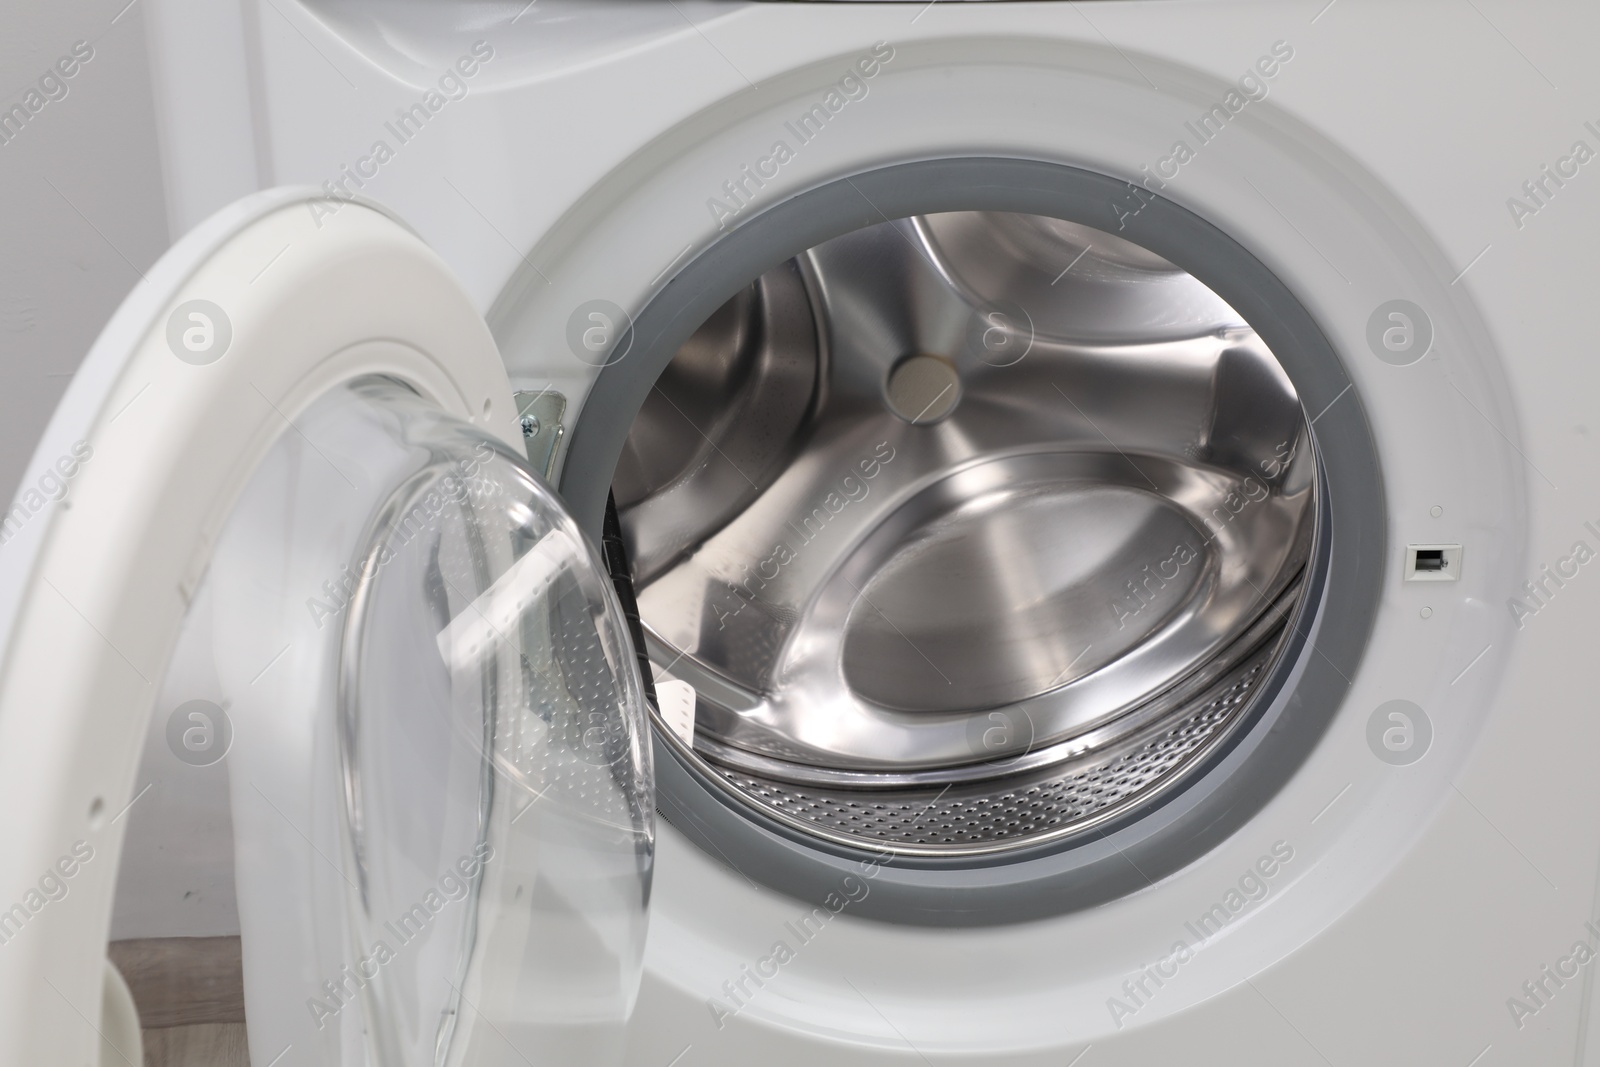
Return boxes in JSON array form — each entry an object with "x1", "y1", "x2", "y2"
[{"x1": 716, "y1": 651, "x2": 1272, "y2": 852}]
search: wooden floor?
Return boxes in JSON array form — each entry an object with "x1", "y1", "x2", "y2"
[
  {"x1": 109, "y1": 937, "x2": 250, "y2": 1067},
  {"x1": 142, "y1": 1023, "x2": 250, "y2": 1067}
]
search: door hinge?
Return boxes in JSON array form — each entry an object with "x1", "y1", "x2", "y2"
[{"x1": 513, "y1": 389, "x2": 567, "y2": 480}]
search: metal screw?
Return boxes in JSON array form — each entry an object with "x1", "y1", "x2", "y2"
[{"x1": 519, "y1": 414, "x2": 539, "y2": 438}]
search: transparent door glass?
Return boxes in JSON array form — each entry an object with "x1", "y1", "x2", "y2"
[{"x1": 111, "y1": 377, "x2": 652, "y2": 1067}]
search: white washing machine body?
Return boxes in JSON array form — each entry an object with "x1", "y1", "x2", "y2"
[{"x1": 3, "y1": 2, "x2": 1599, "y2": 1065}]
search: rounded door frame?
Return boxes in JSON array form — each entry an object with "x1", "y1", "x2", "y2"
[{"x1": 0, "y1": 189, "x2": 524, "y2": 1063}]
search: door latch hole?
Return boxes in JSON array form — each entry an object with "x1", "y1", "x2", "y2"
[{"x1": 1405, "y1": 543, "x2": 1461, "y2": 581}]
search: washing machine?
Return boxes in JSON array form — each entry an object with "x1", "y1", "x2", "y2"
[{"x1": 2, "y1": 1, "x2": 1597, "y2": 1064}]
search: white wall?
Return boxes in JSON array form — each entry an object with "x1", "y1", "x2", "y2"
[
  {"x1": 1, "y1": 0, "x2": 247, "y2": 940},
  {"x1": 0, "y1": 0, "x2": 171, "y2": 508}
]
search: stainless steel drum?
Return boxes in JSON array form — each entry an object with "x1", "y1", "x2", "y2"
[{"x1": 614, "y1": 211, "x2": 1316, "y2": 857}]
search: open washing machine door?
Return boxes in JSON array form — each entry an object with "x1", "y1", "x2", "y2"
[{"x1": 0, "y1": 189, "x2": 654, "y2": 1067}]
